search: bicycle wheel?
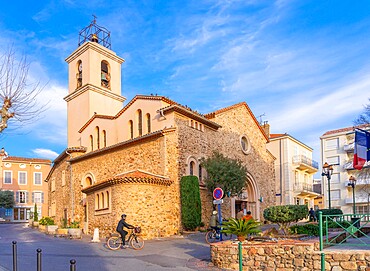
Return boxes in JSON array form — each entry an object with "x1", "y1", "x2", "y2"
[
  {"x1": 130, "y1": 235, "x2": 145, "y2": 250},
  {"x1": 205, "y1": 230, "x2": 218, "y2": 244},
  {"x1": 107, "y1": 236, "x2": 122, "y2": 250}
]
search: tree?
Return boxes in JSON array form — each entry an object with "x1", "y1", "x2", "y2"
[
  {"x1": 354, "y1": 98, "x2": 370, "y2": 125},
  {"x1": 180, "y1": 176, "x2": 202, "y2": 230},
  {"x1": 0, "y1": 47, "x2": 47, "y2": 133},
  {"x1": 0, "y1": 190, "x2": 15, "y2": 209},
  {"x1": 200, "y1": 151, "x2": 248, "y2": 196}
]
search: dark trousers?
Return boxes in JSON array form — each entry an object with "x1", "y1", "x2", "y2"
[{"x1": 117, "y1": 229, "x2": 128, "y2": 244}]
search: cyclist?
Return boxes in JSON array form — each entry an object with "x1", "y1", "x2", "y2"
[
  {"x1": 209, "y1": 210, "x2": 220, "y2": 232},
  {"x1": 116, "y1": 214, "x2": 134, "y2": 248}
]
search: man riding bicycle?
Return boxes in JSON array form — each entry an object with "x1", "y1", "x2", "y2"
[{"x1": 116, "y1": 214, "x2": 134, "y2": 248}]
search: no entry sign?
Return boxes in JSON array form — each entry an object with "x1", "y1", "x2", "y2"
[{"x1": 213, "y1": 187, "x2": 224, "y2": 200}]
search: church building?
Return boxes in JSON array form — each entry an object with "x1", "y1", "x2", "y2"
[{"x1": 46, "y1": 20, "x2": 276, "y2": 239}]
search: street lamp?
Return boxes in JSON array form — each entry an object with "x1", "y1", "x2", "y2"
[
  {"x1": 348, "y1": 175, "x2": 357, "y2": 214},
  {"x1": 322, "y1": 162, "x2": 334, "y2": 209}
]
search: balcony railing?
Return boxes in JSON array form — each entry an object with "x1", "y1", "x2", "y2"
[
  {"x1": 292, "y1": 155, "x2": 319, "y2": 173},
  {"x1": 343, "y1": 142, "x2": 354, "y2": 152},
  {"x1": 343, "y1": 160, "x2": 354, "y2": 170},
  {"x1": 293, "y1": 183, "x2": 315, "y2": 193}
]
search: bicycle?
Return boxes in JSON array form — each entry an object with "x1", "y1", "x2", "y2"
[
  {"x1": 106, "y1": 226, "x2": 145, "y2": 250},
  {"x1": 205, "y1": 226, "x2": 234, "y2": 244}
]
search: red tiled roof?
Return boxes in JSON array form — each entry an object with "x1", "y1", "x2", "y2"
[
  {"x1": 321, "y1": 124, "x2": 370, "y2": 136},
  {"x1": 3, "y1": 156, "x2": 51, "y2": 164},
  {"x1": 81, "y1": 169, "x2": 173, "y2": 194},
  {"x1": 269, "y1": 133, "x2": 287, "y2": 139},
  {"x1": 204, "y1": 102, "x2": 269, "y2": 142}
]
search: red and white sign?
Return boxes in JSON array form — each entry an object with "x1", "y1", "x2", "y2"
[{"x1": 213, "y1": 187, "x2": 224, "y2": 200}]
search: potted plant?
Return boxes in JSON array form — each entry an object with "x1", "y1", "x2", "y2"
[
  {"x1": 68, "y1": 221, "x2": 82, "y2": 239},
  {"x1": 222, "y1": 218, "x2": 261, "y2": 242},
  {"x1": 39, "y1": 216, "x2": 58, "y2": 234},
  {"x1": 32, "y1": 203, "x2": 39, "y2": 227},
  {"x1": 57, "y1": 218, "x2": 69, "y2": 236}
]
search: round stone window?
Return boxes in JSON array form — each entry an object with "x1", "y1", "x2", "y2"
[{"x1": 240, "y1": 135, "x2": 251, "y2": 154}]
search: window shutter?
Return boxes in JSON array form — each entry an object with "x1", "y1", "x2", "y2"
[
  {"x1": 41, "y1": 192, "x2": 44, "y2": 203},
  {"x1": 32, "y1": 192, "x2": 35, "y2": 203},
  {"x1": 16, "y1": 192, "x2": 19, "y2": 203},
  {"x1": 25, "y1": 192, "x2": 29, "y2": 203}
]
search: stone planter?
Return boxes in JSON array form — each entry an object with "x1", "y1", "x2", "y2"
[
  {"x1": 57, "y1": 228, "x2": 69, "y2": 235},
  {"x1": 68, "y1": 228, "x2": 82, "y2": 239},
  {"x1": 32, "y1": 221, "x2": 39, "y2": 228},
  {"x1": 46, "y1": 225, "x2": 58, "y2": 234},
  {"x1": 237, "y1": 235, "x2": 246, "y2": 242},
  {"x1": 38, "y1": 225, "x2": 46, "y2": 232}
]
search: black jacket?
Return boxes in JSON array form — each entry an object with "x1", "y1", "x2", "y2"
[{"x1": 116, "y1": 219, "x2": 134, "y2": 231}]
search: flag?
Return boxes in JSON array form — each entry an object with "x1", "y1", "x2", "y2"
[{"x1": 353, "y1": 129, "x2": 370, "y2": 170}]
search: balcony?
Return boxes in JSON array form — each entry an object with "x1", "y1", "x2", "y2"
[
  {"x1": 293, "y1": 183, "x2": 320, "y2": 198},
  {"x1": 292, "y1": 155, "x2": 319, "y2": 173},
  {"x1": 343, "y1": 142, "x2": 354, "y2": 152}
]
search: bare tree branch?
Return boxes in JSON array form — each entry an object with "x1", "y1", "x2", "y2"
[{"x1": 0, "y1": 47, "x2": 48, "y2": 133}]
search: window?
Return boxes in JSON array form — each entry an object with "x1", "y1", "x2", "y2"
[
  {"x1": 129, "y1": 120, "x2": 133, "y2": 139},
  {"x1": 94, "y1": 189, "x2": 111, "y2": 214},
  {"x1": 326, "y1": 156, "x2": 340, "y2": 166},
  {"x1": 77, "y1": 60, "x2": 82, "y2": 88},
  {"x1": 325, "y1": 138, "x2": 339, "y2": 151},
  {"x1": 5, "y1": 209, "x2": 12, "y2": 216},
  {"x1": 90, "y1": 135, "x2": 93, "y2": 151},
  {"x1": 17, "y1": 191, "x2": 28, "y2": 203},
  {"x1": 331, "y1": 189, "x2": 340, "y2": 200},
  {"x1": 18, "y1": 172, "x2": 27, "y2": 185},
  {"x1": 138, "y1": 110, "x2": 142, "y2": 136},
  {"x1": 240, "y1": 135, "x2": 251, "y2": 154},
  {"x1": 51, "y1": 179, "x2": 56, "y2": 192},
  {"x1": 101, "y1": 61, "x2": 110, "y2": 88},
  {"x1": 331, "y1": 173, "x2": 340, "y2": 184},
  {"x1": 4, "y1": 171, "x2": 12, "y2": 184},
  {"x1": 146, "y1": 113, "x2": 151, "y2": 133},
  {"x1": 34, "y1": 172, "x2": 42, "y2": 185},
  {"x1": 103, "y1": 130, "x2": 107, "y2": 147},
  {"x1": 96, "y1": 126, "x2": 100, "y2": 149},
  {"x1": 294, "y1": 171, "x2": 299, "y2": 185},
  {"x1": 190, "y1": 161, "x2": 195, "y2": 176},
  {"x1": 33, "y1": 192, "x2": 44, "y2": 203}
]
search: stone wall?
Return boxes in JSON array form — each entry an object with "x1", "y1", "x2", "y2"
[{"x1": 211, "y1": 240, "x2": 370, "y2": 271}]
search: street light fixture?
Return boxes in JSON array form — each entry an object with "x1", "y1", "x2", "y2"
[
  {"x1": 348, "y1": 175, "x2": 357, "y2": 214},
  {"x1": 322, "y1": 162, "x2": 334, "y2": 209}
]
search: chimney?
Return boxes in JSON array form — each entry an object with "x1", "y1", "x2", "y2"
[{"x1": 262, "y1": 121, "x2": 270, "y2": 138}]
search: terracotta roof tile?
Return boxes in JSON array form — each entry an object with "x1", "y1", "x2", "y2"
[
  {"x1": 269, "y1": 133, "x2": 287, "y2": 139},
  {"x1": 3, "y1": 156, "x2": 51, "y2": 164},
  {"x1": 321, "y1": 124, "x2": 370, "y2": 136}
]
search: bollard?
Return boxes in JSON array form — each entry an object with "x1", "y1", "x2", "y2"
[
  {"x1": 91, "y1": 228, "x2": 100, "y2": 242},
  {"x1": 12, "y1": 241, "x2": 17, "y2": 271},
  {"x1": 37, "y1": 248, "x2": 42, "y2": 271},
  {"x1": 70, "y1": 259, "x2": 76, "y2": 271},
  {"x1": 238, "y1": 241, "x2": 242, "y2": 271}
]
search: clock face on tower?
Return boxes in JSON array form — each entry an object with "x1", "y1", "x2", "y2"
[{"x1": 78, "y1": 63, "x2": 82, "y2": 72}]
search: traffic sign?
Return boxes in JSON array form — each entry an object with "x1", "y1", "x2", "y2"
[
  {"x1": 213, "y1": 199, "x2": 223, "y2": 205},
  {"x1": 213, "y1": 187, "x2": 224, "y2": 200}
]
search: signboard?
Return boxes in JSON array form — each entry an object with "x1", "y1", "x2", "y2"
[
  {"x1": 213, "y1": 199, "x2": 223, "y2": 205},
  {"x1": 213, "y1": 187, "x2": 224, "y2": 200}
]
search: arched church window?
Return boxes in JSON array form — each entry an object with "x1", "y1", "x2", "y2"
[
  {"x1": 146, "y1": 113, "x2": 151, "y2": 133},
  {"x1": 138, "y1": 110, "x2": 142, "y2": 136},
  {"x1": 102, "y1": 130, "x2": 107, "y2": 147},
  {"x1": 96, "y1": 126, "x2": 100, "y2": 149},
  {"x1": 199, "y1": 165, "x2": 203, "y2": 182},
  {"x1": 190, "y1": 161, "x2": 195, "y2": 176},
  {"x1": 101, "y1": 61, "x2": 110, "y2": 88},
  {"x1": 129, "y1": 120, "x2": 133, "y2": 139},
  {"x1": 76, "y1": 60, "x2": 82, "y2": 88},
  {"x1": 106, "y1": 191, "x2": 109, "y2": 208},
  {"x1": 101, "y1": 192, "x2": 105, "y2": 209},
  {"x1": 96, "y1": 194, "x2": 100, "y2": 209},
  {"x1": 90, "y1": 135, "x2": 94, "y2": 151}
]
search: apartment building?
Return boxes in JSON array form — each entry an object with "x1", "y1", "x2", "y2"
[
  {"x1": 0, "y1": 148, "x2": 51, "y2": 222},
  {"x1": 267, "y1": 131, "x2": 319, "y2": 208},
  {"x1": 320, "y1": 125, "x2": 370, "y2": 214}
]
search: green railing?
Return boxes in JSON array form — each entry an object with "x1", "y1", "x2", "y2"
[{"x1": 319, "y1": 211, "x2": 370, "y2": 247}]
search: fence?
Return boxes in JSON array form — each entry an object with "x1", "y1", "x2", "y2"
[{"x1": 2, "y1": 241, "x2": 77, "y2": 271}]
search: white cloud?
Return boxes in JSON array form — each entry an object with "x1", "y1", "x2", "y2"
[{"x1": 32, "y1": 148, "x2": 59, "y2": 160}]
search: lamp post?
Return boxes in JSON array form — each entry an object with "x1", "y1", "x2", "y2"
[
  {"x1": 348, "y1": 175, "x2": 357, "y2": 214},
  {"x1": 322, "y1": 162, "x2": 334, "y2": 209}
]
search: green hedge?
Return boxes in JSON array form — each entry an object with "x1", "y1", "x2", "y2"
[
  {"x1": 39, "y1": 216, "x2": 55, "y2": 226},
  {"x1": 180, "y1": 176, "x2": 202, "y2": 231},
  {"x1": 289, "y1": 224, "x2": 319, "y2": 236},
  {"x1": 317, "y1": 208, "x2": 343, "y2": 216}
]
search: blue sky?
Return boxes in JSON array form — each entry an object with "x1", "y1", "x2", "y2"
[{"x1": 1, "y1": 0, "x2": 370, "y2": 171}]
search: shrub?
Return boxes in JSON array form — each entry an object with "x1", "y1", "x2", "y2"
[
  {"x1": 222, "y1": 218, "x2": 261, "y2": 238},
  {"x1": 289, "y1": 224, "x2": 319, "y2": 236},
  {"x1": 180, "y1": 176, "x2": 202, "y2": 231},
  {"x1": 39, "y1": 216, "x2": 55, "y2": 226},
  {"x1": 263, "y1": 205, "x2": 308, "y2": 234},
  {"x1": 33, "y1": 203, "x2": 38, "y2": 222},
  {"x1": 68, "y1": 221, "x2": 80, "y2": 228},
  {"x1": 317, "y1": 208, "x2": 343, "y2": 216}
]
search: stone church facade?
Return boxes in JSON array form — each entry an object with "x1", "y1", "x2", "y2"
[{"x1": 46, "y1": 21, "x2": 276, "y2": 239}]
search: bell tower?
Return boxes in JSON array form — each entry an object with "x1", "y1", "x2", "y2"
[{"x1": 64, "y1": 18, "x2": 126, "y2": 147}]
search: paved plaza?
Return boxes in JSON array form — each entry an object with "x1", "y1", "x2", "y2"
[{"x1": 0, "y1": 224, "x2": 229, "y2": 271}]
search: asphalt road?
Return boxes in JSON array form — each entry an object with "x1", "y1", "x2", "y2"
[{"x1": 0, "y1": 224, "x2": 218, "y2": 271}]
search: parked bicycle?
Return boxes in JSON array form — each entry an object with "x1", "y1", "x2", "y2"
[
  {"x1": 205, "y1": 226, "x2": 233, "y2": 244},
  {"x1": 106, "y1": 226, "x2": 144, "y2": 250}
]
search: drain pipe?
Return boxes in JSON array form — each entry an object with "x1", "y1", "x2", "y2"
[{"x1": 66, "y1": 150, "x2": 74, "y2": 221}]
